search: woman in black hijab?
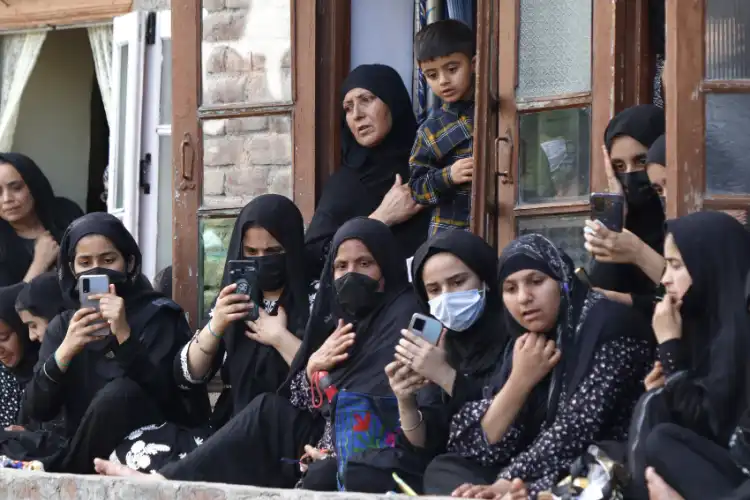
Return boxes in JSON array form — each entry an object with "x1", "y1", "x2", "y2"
[
  {"x1": 0, "y1": 153, "x2": 83, "y2": 286},
  {"x1": 109, "y1": 195, "x2": 315, "y2": 473},
  {"x1": 428, "y1": 234, "x2": 652, "y2": 498},
  {"x1": 627, "y1": 212, "x2": 750, "y2": 498},
  {"x1": 95, "y1": 217, "x2": 421, "y2": 490},
  {"x1": 305, "y1": 64, "x2": 429, "y2": 277},
  {"x1": 344, "y1": 230, "x2": 509, "y2": 494},
  {"x1": 0, "y1": 284, "x2": 37, "y2": 427},
  {"x1": 646, "y1": 134, "x2": 667, "y2": 198},
  {"x1": 21, "y1": 213, "x2": 208, "y2": 474},
  {"x1": 15, "y1": 271, "x2": 68, "y2": 344},
  {"x1": 584, "y1": 105, "x2": 667, "y2": 318}
]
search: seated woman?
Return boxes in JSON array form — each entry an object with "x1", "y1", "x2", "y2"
[
  {"x1": 15, "y1": 271, "x2": 68, "y2": 344},
  {"x1": 95, "y1": 217, "x2": 422, "y2": 489},
  {"x1": 0, "y1": 284, "x2": 38, "y2": 427},
  {"x1": 344, "y1": 230, "x2": 509, "y2": 493},
  {"x1": 627, "y1": 211, "x2": 750, "y2": 498},
  {"x1": 111, "y1": 194, "x2": 314, "y2": 471},
  {"x1": 305, "y1": 64, "x2": 429, "y2": 277},
  {"x1": 422, "y1": 234, "x2": 652, "y2": 499},
  {"x1": 0, "y1": 153, "x2": 83, "y2": 286},
  {"x1": 584, "y1": 105, "x2": 667, "y2": 317},
  {"x1": 22, "y1": 213, "x2": 208, "y2": 474}
]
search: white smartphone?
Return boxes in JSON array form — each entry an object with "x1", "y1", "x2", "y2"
[
  {"x1": 408, "y1": 313, "x2": 443, "y2": 345},
  {"x1": 78, "y1": 274, "x2": 110, "y2": 336}
]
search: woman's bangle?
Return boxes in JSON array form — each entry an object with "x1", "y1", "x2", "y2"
[
  {"x1": 207, "y1": 320, "x2": 222, "y2": 339},
  {"x1": 401, "y1": 410, "x2": 423, "y2": 432},
  {"x1": 54, "y1": 351, "x2": 70, "y2": 368}
]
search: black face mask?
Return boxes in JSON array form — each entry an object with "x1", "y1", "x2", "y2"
[
  {"x1": 333, "y1": 272, "x2": 383, "y2": 319},
  {"x1": 250, "y1": 253, "x2": 287, "y2": 292},
  {"x1": 616, "y1": 171, "x2": 656, "y2": 208},
  {"x1": 76, "y1": 267, "x2": 128, "y2": 289}
]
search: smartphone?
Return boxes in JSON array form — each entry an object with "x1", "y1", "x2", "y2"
[
  {"x1": 78, "y1": 274, "x2": 110, "y2": 336},
  {"x1": 590, "y1": 192, "x2": 625, "y2": 232},
  {"x1": 408, "y1": 313, "x2": 443, "y2": 345},
  {"x1": 228, "y1": 260, "x2": 260, "y2": 321},
  {"x1": 575, "y1": 267, "x2": 591, "y2": 286}
]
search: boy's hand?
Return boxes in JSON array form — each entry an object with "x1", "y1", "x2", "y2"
[{"x1": 450, "y1": 158, "x2": 473, "y2": 184}]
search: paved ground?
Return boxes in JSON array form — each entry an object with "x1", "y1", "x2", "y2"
[{"x1": 0, "y1": 469, "x2": 449, "y2": 500}]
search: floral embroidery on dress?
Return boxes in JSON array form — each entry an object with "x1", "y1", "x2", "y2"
[{"x1": 124, "y1": 440, "x2": 172, "y2": 471}]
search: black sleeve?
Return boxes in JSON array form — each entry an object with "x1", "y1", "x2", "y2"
[
  {"x1": 632, "y1": 293, "x2": 657, "y2": 319},
  {"x1": 22, "y1": 314, "x2": 69, "y2": 423},
  {"x1": 114, "y1": 309, "x2": 187, "y2": 408},
  {"x1": 658, "y1": 339, "x2": 687, "y2": 375}
]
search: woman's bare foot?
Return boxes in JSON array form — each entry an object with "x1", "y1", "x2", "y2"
[
  {"x1": 646, "y1": 467, "x2": 684, "y2": 500},
  {"x1": 93, "y1": 458, "x2": 165, "y2": 481}
]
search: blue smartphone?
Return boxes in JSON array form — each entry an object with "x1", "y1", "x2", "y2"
[{"x1": 408, "y1": 313, "x2": 443, "y2": 345}]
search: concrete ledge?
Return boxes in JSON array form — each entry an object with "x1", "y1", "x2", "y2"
[{"x1": 0, "y1": 470, "x2": 451, "y2": 499}]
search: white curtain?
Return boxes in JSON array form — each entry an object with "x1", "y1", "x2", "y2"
[
  {"x1": 87, "y1": 25, "x2": 114, "y2": 126},
  {"x1": 0, "y1": 32, "x2": 47, "y2": 151}
]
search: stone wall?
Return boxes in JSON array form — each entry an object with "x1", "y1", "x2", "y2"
[{"x1": 0, "y1": 470, "x2": 450, "y2": 500}]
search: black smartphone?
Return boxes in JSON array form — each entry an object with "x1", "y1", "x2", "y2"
[
  {"x1": 227, "y1": 260, "x2": 260, "y2": 321},
  {"x1": 590, "y1": 192, "x2": 625, "y2": 232}
]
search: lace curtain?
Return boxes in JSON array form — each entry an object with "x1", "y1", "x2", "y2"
[
  {"x1": 87, "y1": 25, "x2": 114, "y2": 126},
  {"x1": 0, "y1": 32, "x2": 47, "y2": 151}
]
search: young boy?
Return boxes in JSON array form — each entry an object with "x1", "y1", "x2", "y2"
[{"x1": 408, "y1": 19, "x2": 475, "y2": 236}]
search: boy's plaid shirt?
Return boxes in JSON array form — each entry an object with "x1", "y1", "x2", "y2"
[{"x1": 408, "y1": 100, "x2": 474, "y2": 235}]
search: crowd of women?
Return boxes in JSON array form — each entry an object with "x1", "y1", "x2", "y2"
[{"x1": 0, "y1": 62, "x2": 747, "y2": 500}]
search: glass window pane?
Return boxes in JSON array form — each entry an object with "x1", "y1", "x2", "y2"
[
  {"x1": 518, "y1": 108, "x2": 590, "y2": 204},
  {"x1": 160, "y1": 39, "x2": 172, "y2": 124},
  {"x1": 199, "y1": 217, "x2": 235, "y2": 320},
  {"x1": 706, "y1": 0, "x2": 750, "y2": 80},
  {"x1": 202, "y1": 115, "x2": 292, "y2": 209},
  {"x1": 115, "y1": 44, "x2": 128, "y2": 209},
  {"x1": 517, "y1": 215, "x2": 590, "y2": 268},
  {"x1": 706, "y1": 93, "x2": 750, "y2": 194},
  {"x1": 156, "y1": 134, "x2": 172, "y2": 273},
  {"x1": 201, "y1": 0, "x2": 292, "y2": 106},
  {"x1": 517, "y1": 0, "x2": 592, "y2": 98}
]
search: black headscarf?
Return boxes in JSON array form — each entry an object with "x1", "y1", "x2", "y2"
[
  {"x1": 304, "y1": 64, "x2": 429, "y2": 276},
  {"x1": 663, "y1": 212, "x2": 750, "y2": 443},
  {"x1": 15, "y1": 271, "x2": 68, "y2": 322},
  {"x1": 494, "y1": 234, "x2": 651, "y2": 428},
  {"x1": 411, "y1": 230, "x2": 507, "y2": 376},
  {"x1": 592, "y1": 105, "x2": 666, "y2": 300},
  {"x1": 57, "y1": 212, "x2": 157, "y2": 316},
  {"x1": 217, "y1": 194, "x2": 310, "y2": 414},
  {"x1": 0, "y1": 284, "x2": 37, "y2": 384},
  {"x1": 0, "y1": 153, "x2": 83, "y2": 284},
  {"x1": 285, "y1": 217, "x2": 420, "y2": 396},
  {"x1": 153, "y1": 266, "x2": 172, "y2": 297},
  {"x1": 647, "y1": 134, "x2": 666, "y2": 167}
]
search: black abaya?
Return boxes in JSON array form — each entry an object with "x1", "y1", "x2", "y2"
[
  {"x1": 305, "y1": 64, "x2": 429, "y2": 277},
  {"x1": 159, "y1": 217, "x2": 421, "y2": 488},
  {"x1": 345, "y1": 230, "x2": 510, "y2": 494},
  {"x1": 22, "y1": 213, "x2": 207, "y2": 473},
  {"x1": 590, "y1": 105, "x2": 666, "y2": 317},
  {"x1": 628, "y1": 211, "x2": 750, "y2": 496},
  {"x1": 0, "y1": 153, "x2": 83, "y2": 286}
]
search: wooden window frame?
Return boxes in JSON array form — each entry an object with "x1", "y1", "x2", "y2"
[
  {"x1": 0, "y1": 0, "x2": 131, "y2": 30},
  {"x1": 171, "y1": 0, "x2": 321, "y2": 327},
  {"x1": 479, "y1": 0, "x2": 629, "y2": 251},
  {"x1": 664, "y1": 0, "x2": 750, "y2": 218}
]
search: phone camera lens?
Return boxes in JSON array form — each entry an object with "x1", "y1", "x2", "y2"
[{"x1": 82, "y1": 279, "x2": 90, "y2": 294}]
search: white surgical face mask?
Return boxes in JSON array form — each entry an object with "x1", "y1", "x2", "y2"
[{"x1": 428, "y1": 288, "x2": 486, "y2": 332}]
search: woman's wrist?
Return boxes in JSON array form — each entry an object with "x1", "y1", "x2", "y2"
[
  {"x1": 55, "y1": 344, "x2": 74, "y2": 370},
  {"x1": 436, "y1": 365, "x2": 457, "y2": 395}
]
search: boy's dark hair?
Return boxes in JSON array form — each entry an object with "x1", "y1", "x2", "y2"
[{"x1": 415, "y1": 19, "x2": 475, "y2": 63}]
